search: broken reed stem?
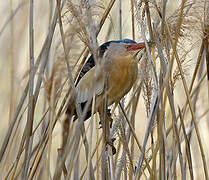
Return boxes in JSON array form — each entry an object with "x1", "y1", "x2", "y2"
[
  {"x1": 10, "y1": 2, "x2": 64, "y2": 178},
  {"x1": 133, "y1": 3, "x2": 160, "y2": 177}
]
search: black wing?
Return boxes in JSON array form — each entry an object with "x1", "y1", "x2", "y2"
[{"x1": 75, "y1": 39, "x2": 136, "y2": 86}]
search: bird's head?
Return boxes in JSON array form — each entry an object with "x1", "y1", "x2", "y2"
[{"x1": 103, "y1": 40, "x2": 154, "y2": 60}]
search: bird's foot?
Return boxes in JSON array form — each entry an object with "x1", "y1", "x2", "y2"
[
  {"x1": 107, "y1": 115, "x2": 113, "y2": 128},
  {"x1": 106, "y1": 108, "x2": 111, "y2": 116},
  {"x1": 99, "y1": 108, "x2": 113, "y2": 128},
  {"x1": 105, "y1": 137, "x2": 116, "y2": 155}
]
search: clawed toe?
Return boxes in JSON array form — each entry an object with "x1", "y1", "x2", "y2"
[
  {"x1": 105, "y1": 138, "x2": 116, "y2": 155},
  {"x1": 99, "y1": 110, "x2": 113, "y2": 128},
  {"x1": 106, "y1": 108, "x2": 111, "y2": 116}
]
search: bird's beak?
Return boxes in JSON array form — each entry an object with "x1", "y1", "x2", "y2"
[{"x1": 127, "y1": 41, "x2": 154, "y2": 51}]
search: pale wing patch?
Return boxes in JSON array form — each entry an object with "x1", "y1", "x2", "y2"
[
  {"x1": 76, "y1": 67, "x2": 105, "y2": 104},
  {"x1": 76, "y1": 85, "x2": 91, "y2": 104}
]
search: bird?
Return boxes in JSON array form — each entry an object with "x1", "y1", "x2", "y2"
[
  {"x1": 69, "y1": 39, "x2": 154, "y2": 121},
  {"x1": 65, "y1": 39, "x2": 154, "y2": 153}
]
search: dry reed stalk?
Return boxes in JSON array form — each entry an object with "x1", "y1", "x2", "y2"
[
  {"x1": 143, "y1": 2, "x2": 157, "y2": 179},
  {"x1": 29, "y1": 86, "x2": 71, "y2": 179},
  {"x1": 0, "y1": 85, "x2": 28, "y2": 162},
  {"x1": 167, "y1": 14, "x2": 209, "y2": 180},
  {"x1": 55, "y1": 0, "x2": 119, "y2": 178},
  {"x1": 95, "y1": 113, "x2": 100, "y2": 180},
  {"x1": 22, "y1": 0, "x2": 35, "y2": 178},
  {"x1": 63, "y1": 1, "x2": 117, "y2": 179},
  {"x1": 151, "y1": 43, "x2": 207, "y2": 180},
  {"x1": 119, "y1": 0, "x2": 122, "y2": 39},
  {"x1": 178, "y1": 107, "x2": 194, "y2": 180},
  {"x1": 0, "y1": 0, "x2": 60, "y2": 164},
  {"x1": 130, "y1": 0, "x2": 135, "y2": 41},
  {"x1": 134, "y1": 0, "x2": 207, "y2": 179},
  {"x1": 118, "y1": 102, "x2": 152, "y2": 173},
  {"x1": 129, "y1": 87, "x2": 140, "y2": 179},
  {"x1": 9, "y1": 0, "x2": 15, "y2": 124},
  {"x1": 53, "y1": 1, "x2": 76, "y2": 177},
  {"x1": 204, "y1": 0, "x2": 209, "y2": 103},
  {"x1": 2, "y1": 0, "x2": 209, "y2": 179},
  {"x1": 0, "y1": 0, "x2": 27, "y2": 37},
  {"x1": 118, "y1": 115, "x2": 134, "y2": 173},
  {"x1": 88, "y1": 93, "x2": 96, "y2": 179},
  {"x1": 169, "y1": 91, "x2": 185, "y2": 179},
  {"x1": 10, "y1": 130, "x2": 26, "y2": 179},
  {"x1": 165, "y1": 8, "x2": 207, "y2": 180},
  {"x1": 0, "y1": 102, "x2": 27, "y2": 176},
  {"x1": 154, "y1": 1, "x2": 191, "y2": 178},
  {"x1": 130, "y1": 1, "x2": 135, "y2": 179},
  {"x1": 133, "y1": 1, "x2": 158, "y2": 178}
]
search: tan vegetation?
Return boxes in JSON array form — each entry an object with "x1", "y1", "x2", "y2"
[{"x1": 0, "y1": 0, "x2": 209, "y2": 179}]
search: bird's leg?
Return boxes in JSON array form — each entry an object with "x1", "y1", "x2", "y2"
[
  {"x1": 99, "y1": 108, "x2": 113, "y2": 128},
  {"x1": 99, "y1": 74, "x2": 117, "y2": 155},
  {"x1": 99, "y1": 107, "x2": 116, "y2": 155},
  {"x1": 106, "y1": 108, "x2": 113, "y2": 128},
  {"x1": 105, "y1": 137, "x2": 116, "y2": 155},
  {"x1": 99, "y1": 113, "x2": 116, "y2": 155}
]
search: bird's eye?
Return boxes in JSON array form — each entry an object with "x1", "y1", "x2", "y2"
[{"x1": 125, "y1": 45, "x2": 129, "y2": 50}]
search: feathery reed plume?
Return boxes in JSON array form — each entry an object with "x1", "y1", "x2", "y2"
[{"x1": 1, "y1": 0, "x2": 209, "y2": 179}]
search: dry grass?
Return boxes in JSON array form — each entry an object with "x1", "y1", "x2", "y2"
[{"x1": 0, "y1": 0, "x2": 209, "y2": 179}]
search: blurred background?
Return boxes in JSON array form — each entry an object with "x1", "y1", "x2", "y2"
[{"x1": 0, "y1": 0, "x2": 209, "y2": 179}]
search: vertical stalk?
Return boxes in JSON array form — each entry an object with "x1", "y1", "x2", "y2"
[
  {"x1": 130, "y1": 0, "x2": 135, "y2": 41},
  {"x1": 23, "y1": 0, "x2": 35, "y2": 178},
  {"x1": 9, "y1": 0, "x2": 15, "y2": 123},
  {"x1": 119, "y1": 0, "x2": 122, "y2": 39},
  {"x1": 204, "y1": 0, "x2": 209, "y2": 103}
]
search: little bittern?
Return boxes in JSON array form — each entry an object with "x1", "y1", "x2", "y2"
[
  {"x1": 65, "y1": 39, "x2": 154, "y2": 154},
  {"x1": 67, "y1": 39, "x2": 153, "y2": 121}
]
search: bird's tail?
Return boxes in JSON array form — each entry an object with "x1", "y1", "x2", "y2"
[
  {"x1": 62, "y1": 97, "x2": 75, "y2": 147},
  {"x1": 65, "y1": 97, "x2": 76, "y2": 123}
]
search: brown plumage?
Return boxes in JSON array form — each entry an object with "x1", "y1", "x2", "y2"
[
  {"x1": 64, "y1": 40, "x2": 154, "y2": 154},
  {"x1": 75, "y1": 41, "x2": 154, "y2": 119}
]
